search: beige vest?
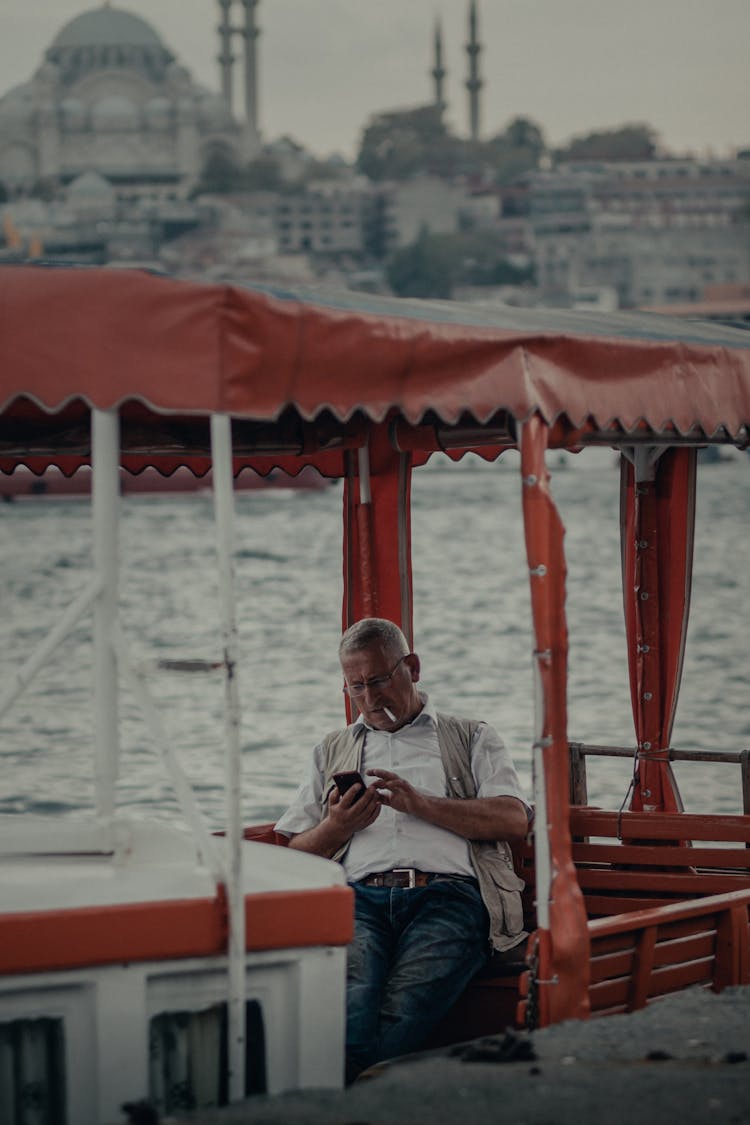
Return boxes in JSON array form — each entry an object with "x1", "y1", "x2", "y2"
[{"x1": 319, "y1": 714, "x2": 527, "y2": 952}]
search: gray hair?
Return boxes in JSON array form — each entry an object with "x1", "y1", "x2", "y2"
[{"x1": 339, "y1": 618, "x2": 409, "y2": 660}]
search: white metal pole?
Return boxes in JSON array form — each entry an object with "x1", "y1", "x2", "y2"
[
  {"x1": 0, "y1": 577, "x2": 102, "y2": 720},
  {"x1": 92, "y1": 409, "x2": 120, "y2": 823},
  {"x1": 210, "y1": 413, "x2": 246, "y2": 1103},
  {"x1": 111, "y1": 624, "x2": 226, "y2": 882},
  {"x1": 357, "y1": 444, "x2": 371, "y2": 504}
]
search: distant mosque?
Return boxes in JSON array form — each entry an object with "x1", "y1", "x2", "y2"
[
  {"x1": 0, "y1": 1, "x2": 261, "y2": 197},
  {"x1": 0, "y1": 0, "x2": 486, "y2": 198}
]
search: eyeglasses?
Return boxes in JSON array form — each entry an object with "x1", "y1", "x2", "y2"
[{"x1": 343, "y1": 655, "x2": 408, "y2": 698}]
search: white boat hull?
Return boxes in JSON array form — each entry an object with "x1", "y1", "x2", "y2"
[{"x1": 0, "y1": 818, "x2": 350, "y2": 1122}]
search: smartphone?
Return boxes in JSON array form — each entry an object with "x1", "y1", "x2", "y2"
[{"x1": 332, "y1": 770, "x2": 366, "y2": 801}]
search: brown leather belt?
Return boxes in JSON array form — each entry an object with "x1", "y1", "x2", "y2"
[{"x1": 359, "y1": 869, "x2": 476, "y2": 889}]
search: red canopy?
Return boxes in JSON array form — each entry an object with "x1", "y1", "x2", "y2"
[{"x1": 1, "y1": 266, "x2": 749, "y2": 479}]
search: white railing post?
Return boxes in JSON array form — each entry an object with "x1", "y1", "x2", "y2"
[
  {"x1": 111, "y1": 624, "x2": 226, "y2": 882},
  {"x1": 92, "y1": 408, "x2": 120, "y2": 823},
  {"x1": 0, "y1": 577, "x2": 102, "y2": 721},
  {"x1": 210, "y1": 413, "x2": 246, "y2": 1103}
]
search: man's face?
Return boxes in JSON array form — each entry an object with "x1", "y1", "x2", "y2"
[{"x1": 341, "y1": 642, "x2": 421, "y2": 731}]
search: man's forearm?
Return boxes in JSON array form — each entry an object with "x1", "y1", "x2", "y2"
[
  {"x1": 411, "y1": 793, "x2": 528, "y2": 843},
  {"x1": 287, "y1": 785, "x2": 383, "y2": 857},
  {"x1": 287, "y1": 819, "x2": 349, "y2": 859},
  {"x1": 368, "y1": 768, "x2": 529, "y2": 842}
]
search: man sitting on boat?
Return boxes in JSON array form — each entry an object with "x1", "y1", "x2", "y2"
[{"x1": 275, "y1": 617, "x2": 530, "y2": 1082}]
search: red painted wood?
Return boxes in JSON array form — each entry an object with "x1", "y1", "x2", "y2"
[{"x1": 0, "y1": 885, "x2": 354, "y2": 975}]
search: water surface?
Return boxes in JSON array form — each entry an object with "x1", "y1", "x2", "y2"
[{"x1": 1, "y1": 452, "x2": 746, "y2": 829}]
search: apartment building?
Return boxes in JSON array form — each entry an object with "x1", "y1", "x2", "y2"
[{"x1": 528, "y1": 158, "x2": 750, "y2": 306}]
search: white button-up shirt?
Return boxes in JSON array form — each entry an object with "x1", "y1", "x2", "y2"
[{"x1": 275, "y1": 694, "x2": 528, "y2": 883}]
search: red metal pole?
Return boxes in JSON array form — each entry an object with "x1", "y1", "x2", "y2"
[{"x1": 520, "y1": 415, "x2": 590, "y2": 1026}]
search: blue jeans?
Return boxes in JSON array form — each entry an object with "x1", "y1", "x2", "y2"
[{"x1": 346, "y1": 877, "x2": 489, "y2": 1081}]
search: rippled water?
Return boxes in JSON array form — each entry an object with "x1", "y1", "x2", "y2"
[{"x1": 1, "y1": 452, "x2": 747, "y2": 830}]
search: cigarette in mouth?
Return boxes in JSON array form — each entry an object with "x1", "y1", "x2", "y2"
[{"x1": 383, "y1": 707, "x2": 396, "y2": 722}]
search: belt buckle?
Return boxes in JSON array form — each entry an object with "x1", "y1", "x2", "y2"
[{"x1": 392, "y1": 867, "x2": 416, "y2": 888}]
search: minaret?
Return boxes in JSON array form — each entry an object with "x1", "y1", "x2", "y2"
[
  {"x1": 217, "y1": 0, "x2": 234, "y2": 110},
  {"x1": 465, "y1": 0, "x2": 483, "y2": 142},
  {"x1": 241, "y1": 0, "x2": 260, "y2": 142},
  {"x1": 431, "y1": 18, "x2": 447, "y2": 114}
]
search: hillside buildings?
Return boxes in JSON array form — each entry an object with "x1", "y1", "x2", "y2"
[
  {"x1": 1, "y1": 3, "x2": 748, "y2": 314},
  {"x1": 525, "y1": 158, "x2": 750, "y2": 308}
]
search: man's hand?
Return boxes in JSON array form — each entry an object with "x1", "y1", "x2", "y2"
[
  {"x1": 287, "y1": 780, "x2": 381, "y2": 859},
  {"x1": 367, "y1": 768, "x2": 425, "y2": 817},
  {"x1": 368, "y1": 768, "x2": 528, "y2": 843},
  {"x1": 327, "y1": 780, "x2": 382, "y2": 836}
]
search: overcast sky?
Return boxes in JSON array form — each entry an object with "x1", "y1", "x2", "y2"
[{"x1": 2, "y1": 0, "x2": 748, "y2": 160}]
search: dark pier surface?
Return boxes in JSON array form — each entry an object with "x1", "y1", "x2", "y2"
[{"x1": 163, "y1": 986, "x2": 749, "y2": 1125}]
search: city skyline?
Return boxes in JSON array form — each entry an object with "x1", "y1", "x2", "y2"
[{"x1": 1, "y1": 0, "x2": 748, "y2": 161}]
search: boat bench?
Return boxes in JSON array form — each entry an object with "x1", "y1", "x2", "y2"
[
  {"x1": 514, "y1": 885, "x2": 750, "y2": 1025},
  {"x1": 246, "y1": 813, "x2": 750, "y2": 1039},
  {"x1": 435, "y1": 807, "x2": 750, "y2": 1040},
  {"x1": 514, "y1": 807, "x2": 750, "y2": 919},
  {"x1": 581, "y1": 887, "x2": 750, "y2": 1016}
]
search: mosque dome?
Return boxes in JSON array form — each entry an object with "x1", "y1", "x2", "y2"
[
  {"x1": 45, "y1": 4, "x2": 174, "y2": 83},
  {"x1": 50, "y1": 6, "x2": 164, "y2": 51},
  {"x1": 67, "y1": 169, "x2": 116, "y2": 199},
  {"x1": 66, "y1": 170, "x2": 117, "y2": 219}
]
